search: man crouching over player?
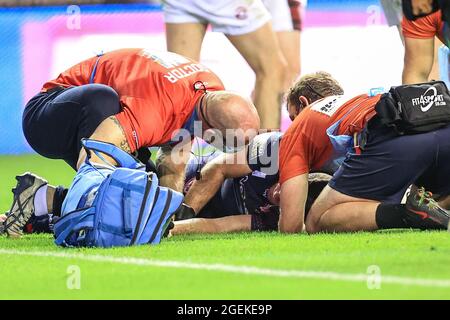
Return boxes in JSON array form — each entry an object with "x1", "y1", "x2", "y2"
[
  {"x1": 170, "y1": 72, "x2": 344, "y2": 235},
  {"x1": 280, "y1": 84, "x2": 450, "y2": 233},
  {"x1": 2, "y1": 48, "x2": 260, "y2": 238},
  {"x1": 174, "y1": 75, "x2": 450, "y2": 235}
]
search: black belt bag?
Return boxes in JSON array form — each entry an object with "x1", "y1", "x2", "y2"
[{"x1": 375, "y1": 81, "x2": 450, "y2": 135}]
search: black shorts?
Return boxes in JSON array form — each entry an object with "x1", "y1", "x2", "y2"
[
  {"x1": 330, "y1": 117, "x2": 450, "y2": 203},
  {"x1": 22, "y1": 84, "x2": 121, "y2": 170}
]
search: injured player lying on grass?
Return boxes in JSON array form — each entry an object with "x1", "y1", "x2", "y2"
[{"x1": 172, "y1": 141, "x2": 332, "y2": 234}]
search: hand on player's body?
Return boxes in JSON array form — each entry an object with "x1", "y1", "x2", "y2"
[{"x1": 279, "y1": 174, "x2": 308, "y2": 233}]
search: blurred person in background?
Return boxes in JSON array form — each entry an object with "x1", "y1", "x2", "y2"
[
  {"x1": 402, "y1": 0, "x2": 449, "y2": 84},
  {"x1": 262, "y1": 0, "x2": 305, "y2": 88},
  {"x1": 162, "y1": 0, "x2": 288, "y2": 130}
]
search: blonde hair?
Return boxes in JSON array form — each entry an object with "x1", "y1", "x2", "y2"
[{"x1": 286, "y1": 71, "x2": 344, "y2": 111}]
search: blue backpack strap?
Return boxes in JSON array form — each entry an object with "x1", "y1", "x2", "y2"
[
  {"x1": 81, "y1": 138, "x2": 144, "y2": 170},
  {"x1": 89, "y1": 52, "x2": 104, "y2": 84},
  {"x1": 130, "y1": 172, "x2": 160, "y2": 245},
  {"x1": 54, "y1": 207, "x2": 95, "y2": 246},
  {"x1": 148, "y1": 188, "x2": 183, "y2": 244}
]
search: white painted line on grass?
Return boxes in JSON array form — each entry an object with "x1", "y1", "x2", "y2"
[{"x1": 0, "y1": 248, "x2": 449, "y2": 288}]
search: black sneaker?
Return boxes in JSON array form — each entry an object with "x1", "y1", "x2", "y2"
[
  {"x1": 4, "y1": 172, "x2": 48, "y2": 238},
  {"x1": 405, "y1": 187, "x2": 450, "y2": 229}
]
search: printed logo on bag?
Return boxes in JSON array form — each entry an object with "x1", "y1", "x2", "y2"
[{"x1": 412, "y1": 86, "x2": 447, "y2": 112}]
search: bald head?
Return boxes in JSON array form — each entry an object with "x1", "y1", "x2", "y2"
[{"x1": 200, "y1": 91, "x2": 260, "y2": 133}]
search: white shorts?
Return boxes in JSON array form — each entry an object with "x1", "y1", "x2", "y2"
[
  {"x1": 162, "y1": 0, "x2": 271, "y2": 36},
  {"x1": 262, "y1": 0, "x2": 305, "y2": 32}
]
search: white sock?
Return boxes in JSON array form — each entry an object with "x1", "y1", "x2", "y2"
[{"x1": 33, "y1": 184, "x2": 48, "y2": 216}]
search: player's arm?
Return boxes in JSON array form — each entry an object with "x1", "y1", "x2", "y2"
[
  {"x1": 279, "y1": 174, "x2": 309, "y2": 233},
  {"x1": 156, "y1": 141, "x2": 192, "y2": 193},
  {"x1": 171, "y1": 215, "x2": 252, "y2": 235},
  {"x1": 402, "y1": 36, "x2": 435, "y2": 84},
  {"x1": 184, "y1": 149, "x2": 252, "y2": 213},
  {"x1": 172, "y1": 206, "x2": 280, "y2": 235},
  {"x1": 277, "y1": 126, "x2": 310, "y2": 233}
]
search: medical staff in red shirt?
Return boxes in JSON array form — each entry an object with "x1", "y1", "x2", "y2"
[{"x1": 4, "y1": 48, "x2": 260, "y2": 238}]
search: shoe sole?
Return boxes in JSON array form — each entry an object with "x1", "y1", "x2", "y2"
[{"x1": 5, "y1": 172, "x2": 47, "y2": 238}]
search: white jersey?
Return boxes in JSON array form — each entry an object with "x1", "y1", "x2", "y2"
[
  {"x1": 162, "y1": 0, "x2": 271, "y2": 36},
  {"x1": 261, "y1": 0, "x2": 306, "y2": 32}
]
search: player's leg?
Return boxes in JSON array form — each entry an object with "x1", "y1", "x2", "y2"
[
  {"x1": 306, "y1": 186, "x2": 380, "y2": 233},
  {"x1": 23, "y1": 84, "x2": 121, "y2": 169},
  {"x1": 226, "y1": 22, "x2": 287, "y2": 129},
  {"x1": 165, "y1": 23, "x2": 207, "y2": 61},
  {"x1": 163, "y1": 0, "x2": 208, "y2": 60},
  {"x1": 3, "y1": 173, "x2": 57, "y2": 237},
  {"x1": 306, "y1": 120, "x2": 445, "y2": 233},
  {"x1": 264, "y1": 0, "x2": 303, "y2": 87},
  {"x1": 276, "y1": 30, "x2": 301, "y2": 87},
  {"x1": 403, "y1": 125, "x2": 450, "y2": 228}
]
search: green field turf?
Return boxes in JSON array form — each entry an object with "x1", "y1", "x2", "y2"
[{"x1": 1, "y1": 155, "x2": 450, "y2": 300}]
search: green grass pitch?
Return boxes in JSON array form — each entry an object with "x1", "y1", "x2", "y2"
[{"x1": 1, "y1": 155, "x2": 450, "y2": 299}]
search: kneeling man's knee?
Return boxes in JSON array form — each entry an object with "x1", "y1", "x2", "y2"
[{"x1": 305, "y1": 216, "x2": 323, "y2": 234}]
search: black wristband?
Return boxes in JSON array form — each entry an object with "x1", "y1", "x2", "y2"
[{"x1": 174, "y1": 203, "x2": 196, "y2": 221}]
